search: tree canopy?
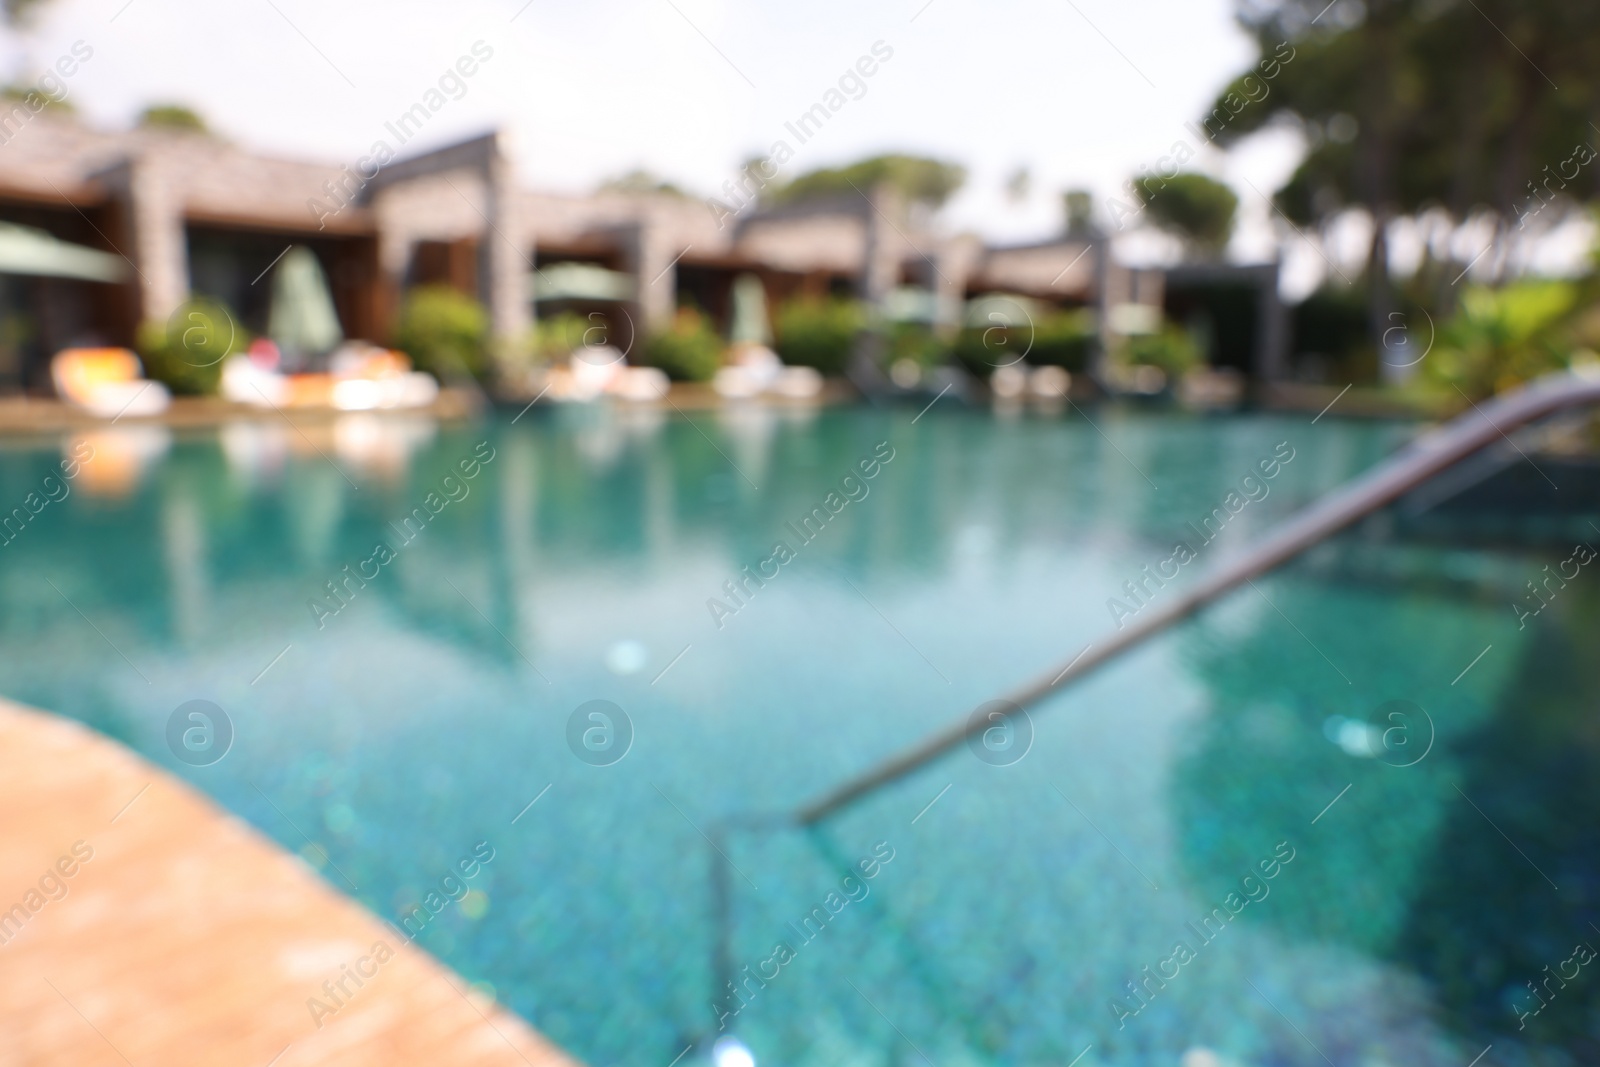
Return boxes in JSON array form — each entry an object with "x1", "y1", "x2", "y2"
[
  {"x1": 599, "y1": 169, "x2": 689, "y2": 198},
  {"x1": 766, "y1": 154, "x2": 967, "y2": 209},
  {"x1": 2, "y1": 0, "x2": 48, "y2": 26},
  {"x1": 1062, "y1": 189, "x2": 1095, "y2": 236},
  {"x1": 1134, "y1": 171, "x2": 1239, "y2": 256},
  {"x1": 1206, "y1": 0, "x2": 1600, "y2": 368},
  {"x1": 138, "y1": 104, "x2": 208, "y2": 134},
  {"x1": 1213, "y1": 0, "x2": 1600, "y2": 244}
]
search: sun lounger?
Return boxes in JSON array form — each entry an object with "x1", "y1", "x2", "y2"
[{"x1": 50, "y1": 347, "x2": 171, "y2": 418}]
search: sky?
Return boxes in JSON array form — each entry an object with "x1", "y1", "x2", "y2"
[{"x1": 5, "y1": 0, "x2": 1338, "y2": 292}]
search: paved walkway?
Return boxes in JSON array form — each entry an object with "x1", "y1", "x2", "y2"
[{"x1": 0, "y1": 698, "x2": 578, "y2": 1067}]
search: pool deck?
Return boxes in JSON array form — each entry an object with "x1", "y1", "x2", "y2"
[
  {"x1": 0, "y1": 698, "x2": 578, "y2": 1067},
  {"x1": 0, "y1": 391, "x2": 483, "y2": 434},
  {"x1": 0, "y1": 380, "x2": 857, "y2": 435}
]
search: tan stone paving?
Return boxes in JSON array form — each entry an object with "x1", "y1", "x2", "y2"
[{"x1": 0, "y1": 698, "x2": 579, "y2": 1067}]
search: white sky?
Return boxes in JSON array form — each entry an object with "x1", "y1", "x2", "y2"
[{"x1": 7, "y1": 0, "x2": 1339, "y2": 291}]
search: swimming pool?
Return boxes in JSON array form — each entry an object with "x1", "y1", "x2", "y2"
[{"x1": 1, "y1": 404, "x2": 1595, "y2": 1066}]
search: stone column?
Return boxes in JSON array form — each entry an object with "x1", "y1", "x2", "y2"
[
  {"x1": 372, "y1": 223, "x2": 412, "y2": 346},
  {"x1": 1254, "y1": 261, "x2": 1289, "y2": 386},
  {"x1": 933, "y1": 234, "x2": 983, "y2": 337},
  {"x1": 103, "y1": 155, "x2": 188, "y2": 326},
  {"x1": 1093, "y1": 240, "x2": 1122, "y2": 377},
  {"x1": 859, "y1": 183, "x2": 904, "y2": 314},
  {"x1": 846, "y1": 184, "x2": 907, "y2": 391},
  {"x1": 484, "y1": 140, "x2": 532, "y2": 369},
  {"x1": 623, "y1": 214, "x2": 678, "y2": 340}
]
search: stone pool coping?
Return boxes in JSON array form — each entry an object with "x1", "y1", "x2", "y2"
[
  {"x1": 0, "y1": 379, "x2": 861, "y2": 434},
  {"x1": 0, "y1": 697, "x2": 579, "y2": 1067},
  {"x1": 0, "y1": 391, "x2": 483, "y2": 434}
]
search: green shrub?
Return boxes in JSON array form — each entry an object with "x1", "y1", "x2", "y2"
[
  {"x1": 1122, "y1": 325, "x2": 1202, "y2": 378},
  {"x1": 641, "y1": 307, "x2": 723, "y2": 381},
  {"x1": 136, "y1": 297, "x2": 246, "y2": 395},
  {"x1": 1420, "y1": 281, "x2": 1578, "y2": 400},
  {"x1": 1028, "y1": 309, "x2": 1097, "y2": 370},
  {"x1": 1291, "y1": 284, "x2": 1371, "y2": 380},
  {"x1": 395, "y1": 285, "x2": 489, "y2": 380},
  {"x1": 952, "y1": 322, "x2": 1018, "y2": 374},
  {"x1": 535, "y1": 311, "x2": 604, "y2": 363},
  {"x1": 885, "y1": 323, "x2": 948, "y2": 369},
  {"x1": 952, "y1": 311, "x2": 1095, "y2": 373},
  {"x1": 775, "y1": 297, "x2": 864, "y2": 375}
]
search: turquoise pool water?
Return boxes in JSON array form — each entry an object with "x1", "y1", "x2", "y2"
[{"x1": 1, "y1": 404, "x2": 1597, "y2": 1067}]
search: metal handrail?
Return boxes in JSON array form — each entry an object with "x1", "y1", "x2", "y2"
[{"x1": 795, "y1": 371, "x2": 1600, "y2": 825}]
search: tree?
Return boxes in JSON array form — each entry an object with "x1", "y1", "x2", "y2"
[
  {"x1": 1207, "y1": 0, "x2": 1600, "y2": 368},
  {"x1": 1133, "y1": 172, "x2": 1239, "y2": 257},
  {"x1": 3, "y1": 0, "x2": 55, "y2": 94},
  {"x1": 765, "y1": 154, "x2": 967, "y2": 209},
  {"x1": 1062, "y1": 189, "x2": 1095, "y2": 237},
  {"x1": 599, "y1": 169, "x2": 688, "y2": 198},
  {"x1": 1005, "y1": 165, "x2": 1031, "y2": 203},
  {"x1": 2, "y1": 0, "x2": 49, "y2": 26},
  {"x1": 138, "y1": 104, "x2": 207, "y2": 134},
  {"x1": 0, "y1": 82, "x2": 67, "y2": 110}
]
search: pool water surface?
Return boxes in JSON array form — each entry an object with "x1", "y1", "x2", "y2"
[{"x1": 1, "y1": 404, "x2": 1596, "y2": 1067}]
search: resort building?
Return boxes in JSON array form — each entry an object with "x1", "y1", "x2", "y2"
[{"x1": 0, "y1": 115, "x2": 1272, "y2": 391}]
